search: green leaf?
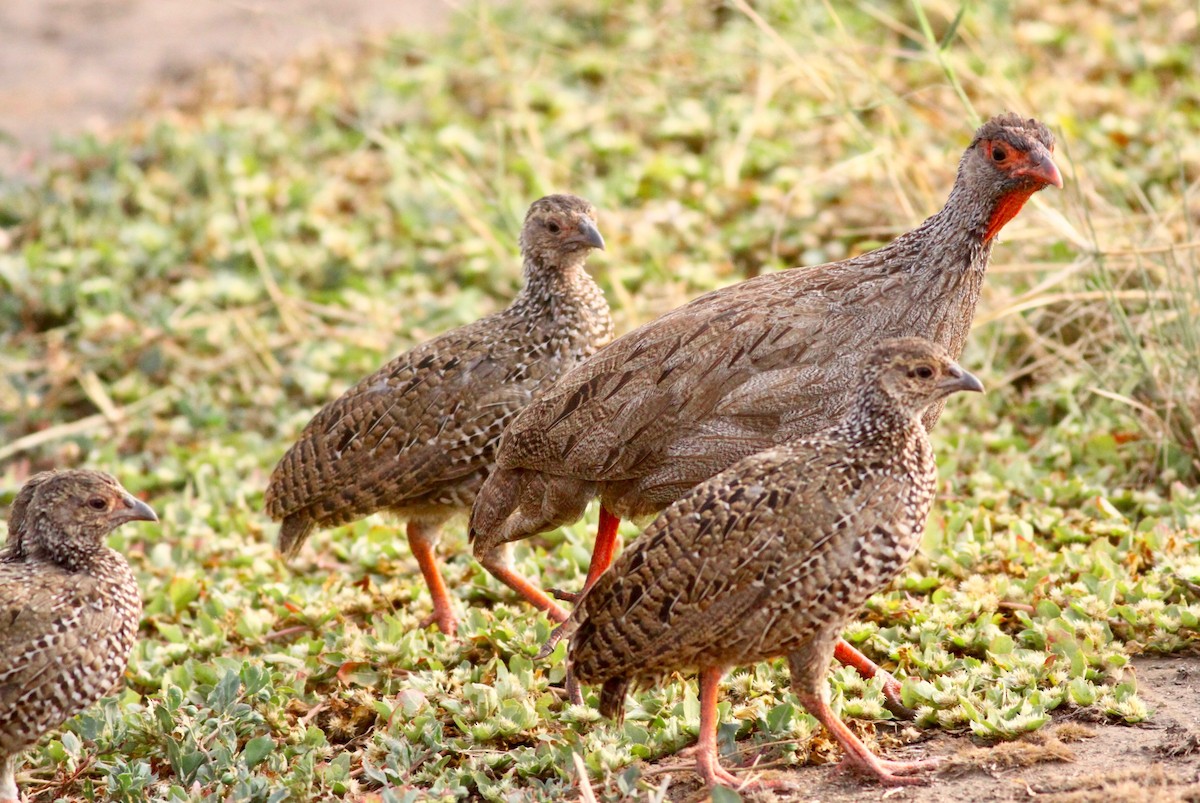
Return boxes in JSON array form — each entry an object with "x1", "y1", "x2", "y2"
[
  {"x1": 243, "y1": 735, "x2": 276, "y2": 768},
  {"x1": 938, "y1": 4, "x2": 967, "y2": 50},
  {"x1": 711, "y1": 785, "x2": 744, "y2": 803}
]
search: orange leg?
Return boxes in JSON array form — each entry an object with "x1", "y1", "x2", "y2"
[
  {"x1": 696, "y1": 667, "x2": 741, "y2": 788},
  {"x1": 694, "y1": 667, "x2": 791, "y2": 790},
  {"x1": 549, "y1": 506, "x2": 623, "y2": 604},
  {"x1": 832, "y1": 639, "x2": 911, "y2": 719},
  {"x1": 583, "y1": 506, "x2": 622, "y2": 591},
  {"x1": 407, "y1": 521, "x2": 458, "y2": 636},
  {"x1": 795, "y1": 690, "x2": 942, "y2": 785},
  {"x1": 476, "y1": 543, "x2": 569, "y2": 622}
]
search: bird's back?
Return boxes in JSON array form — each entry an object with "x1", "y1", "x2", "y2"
[{"x1": 500, "y1": 234, "x2": 977, "y2": 491}]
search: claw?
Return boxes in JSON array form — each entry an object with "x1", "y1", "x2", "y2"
[
  {"x1": 547, "y1": 586, "x2": 581, "y2": 603},
  {"x1": 879, "y1": 672, "x2": 916, "y2": 721},
  {"x1": 536, "y1": 622, "x2": 569, "y2": 660},
  {"x1": 565, "y1": 669, "x2": 583, "y2": 705}
]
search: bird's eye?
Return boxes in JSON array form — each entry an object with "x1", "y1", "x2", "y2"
[
  {"x1": 991, "y1": 145, "x2": 1007, "y2": 162},
  {"x1": 547, "y1": 221, "x2": 562, "y2": 234},
  {"x1": 87, "y1": 497, "x2": 108, "y2": 511},
  {"x1": 915, "y1": 366, "x2": 935, "y2": 380}
]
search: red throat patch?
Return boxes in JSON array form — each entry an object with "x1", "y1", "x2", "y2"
[{"x1": 984, "y1": 187, "x2": 1038, "y2": 242}]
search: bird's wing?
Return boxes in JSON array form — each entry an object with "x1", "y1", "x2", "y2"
[
  {"x1": 571, "y1": 442, "x2": 906, "y2": 679},
  {"x1": 0, "y1": 568, "x2": 123, "y2": 719},
  {"x1": 265, "y1": 317, "x2": 540, "y2": 523},
  {"x1": 498, "y1": 263, "x2": 895, "y2": 480}
]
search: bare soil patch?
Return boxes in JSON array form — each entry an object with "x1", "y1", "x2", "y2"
[
  {"x1": 0, "y1": 0, "x2": 449, "y2": 162},
  {"x1": 652, "y1": 656, "x2": 1200, "y2": 802}
]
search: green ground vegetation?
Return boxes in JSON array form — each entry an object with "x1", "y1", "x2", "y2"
[{"x1": 1, "y1": 0, "x2": 1198, "y2": 800}]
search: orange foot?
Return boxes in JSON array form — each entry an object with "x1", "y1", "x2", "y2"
[
  {"x1": 697, "y1": 759, "x2": 795, "y2": 791},
  {"x1": 836, "y1": 753, "x2": 944, "y2": 786},
  {"x1": 417, "y1": 609, "x2": 458, "y2": 637}
]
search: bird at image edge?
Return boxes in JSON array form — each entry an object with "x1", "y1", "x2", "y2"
[{"x1": 1, "y1": 469, "x2": 157, "y2": 803}]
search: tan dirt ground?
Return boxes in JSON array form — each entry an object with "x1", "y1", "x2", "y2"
[
  {"x1": 0, "y1": 0, "x2": 450, "y2": 166},
  {"x1": 653, "y1": 655, "x2": 1200, "y2": 802}
]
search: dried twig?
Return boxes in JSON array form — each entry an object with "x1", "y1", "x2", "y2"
[
  {"x1": 572, "y1": 752, "x2": 598, "y2": 803},
  {"x1": 0, "y1": 388, "x2": 176, "y2": 463}
]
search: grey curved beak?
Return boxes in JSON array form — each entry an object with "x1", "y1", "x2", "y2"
[
  {"x1": 577, "y1": 217, "x2": 606, "y2": 251},
  {"x1": 1017, "y1": 148, "x2": 1064, "y2": 189},
  {"x1": 941, "y1": 364, "x2": 984, "y2": 394},
  {"x1": 122, "y1": 494, "x2": 159, "y2": 523}
]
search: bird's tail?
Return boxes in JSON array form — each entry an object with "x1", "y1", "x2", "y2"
[
  {"x1": 278, "y1": 513, "x2": 316, "y2": 559},
  {"x1": 599, "y1": 677, "x2": 629, "y2": 723}
]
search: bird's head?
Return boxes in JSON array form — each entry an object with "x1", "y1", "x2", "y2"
[
  {"x1": 520, "y1": 193, "x2": 606, "y2": 268},
  {"x1": 957, "y1": 113, "x2": 1062, "y2": 242},
  {"x1": 864, "y1": 337, "x2": 984, "y2": 418},
  {"x1": 5, "y1": 469, "x2": 157, "y2": 567}
]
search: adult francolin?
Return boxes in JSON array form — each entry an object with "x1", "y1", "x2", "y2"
[
  {"x1": 564, "y1": 338, "x2": 983, "y2": 789},
  {"x1": 265, "y1": 194, "x2": 613, "y2": 635},
  {"x1": 470, "y1": 113, "x2": 1061, "y2": 704},
  {"x1": 1, "y1": 470, "x2": 157, "y2": 803}
]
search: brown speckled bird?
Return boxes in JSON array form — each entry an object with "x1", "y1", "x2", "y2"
[
  {"x1": 470, "y1": 114, "x2": 1060, "y2": 705},
  {"x1": 0, "y1": 470, "x2": 156, "y2": 803},
  {"x1": 264, "y1": 194, "x2": 613, "y2": 635},
  {"x1": 562, "y1": 338, "x2": 982, "y2": 789}
]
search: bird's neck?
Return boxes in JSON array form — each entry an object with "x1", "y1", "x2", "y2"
[
  {"x1": 23, "y1": 521, "x2": 106, "y2": 572},
  {"x1": 911, "y1": 176, "x2": 1039, "y2": 263},
  {"x1": 514, "y1": 255, "x2": 604, "y2": 318},
  {"x1": 892, "y1": 182, "x2": 996, "y2": 273},
  {"x1": 1, "y1": 532, "x2": 27, "y2": 561},
  {"x1": 838, "y1": 391, "x2": 927, "y2": 459},
  {"x1": 983, "y1": 186, "x2": 1040, "y2": 243}
]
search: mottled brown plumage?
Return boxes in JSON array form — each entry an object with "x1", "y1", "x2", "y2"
[
  {"x1": 0, "y1": 470, "x2": 157, "y2": 803},
  {"x1": 264, "y1": 194, "x2": 613, "y2": 635},
  {"x1": 470, "y1": 114, "x2": 1060, "y2": 704},
  {"x1": 564, "y1": 339, "x2": 982, "y2": 789}
]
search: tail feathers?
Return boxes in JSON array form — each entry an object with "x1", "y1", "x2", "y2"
[
  {"x1": 599, "y1": 677, "x2": 629, "y2": 723},
  {"x1": 278, "y1": 513, "x2": 316, "y2": 559}
]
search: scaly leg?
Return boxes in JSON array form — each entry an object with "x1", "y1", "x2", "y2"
[
  {"x1": 476, "y1": 542, "x2": 569, "y2": 622},
  {"x1": 832, "y1": 639, "x2": 913, "y2": 720},
  {"x1": 407, "y1": 521, "x2": 458, "y2": 636},
  {"x1": 583, "y1": 506, "x2": 621, "y2": 591},
  {"x1": 550, "y1": 506, "x2": 623, "y2": 604},
  {"x1": 540, "y1": 507, "x2": 624, "y2": 659},
  {"x1": 795, "y1": 690, "x2": 942, "y2": 786},
  {"x1": 696, "y1": 667, "x2": 742, "y2": 788},
  {"x1": 694, "y1": 667, "x2": 791, "y2": 790}
]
